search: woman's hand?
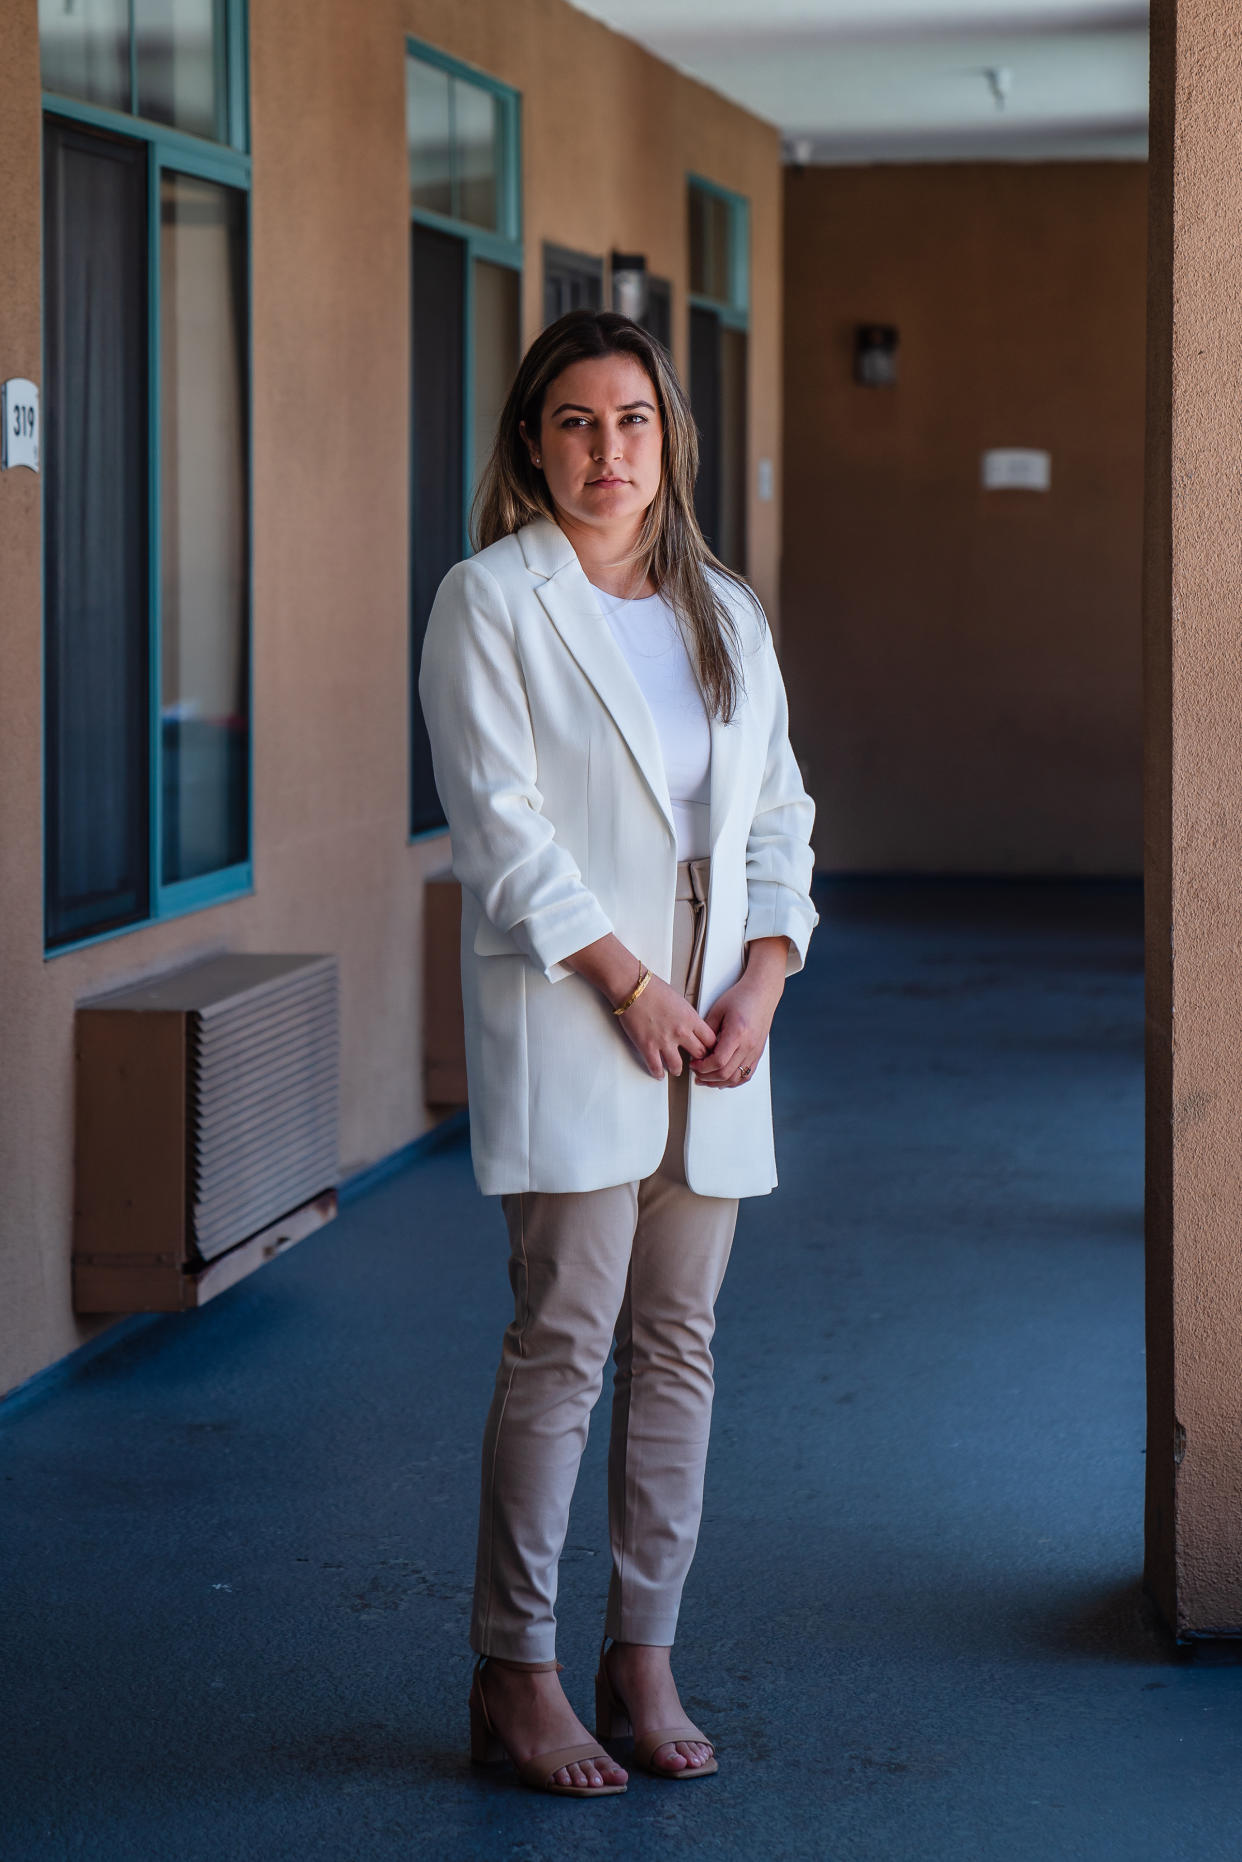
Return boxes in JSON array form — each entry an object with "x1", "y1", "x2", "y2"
[
  {"x1": 690, "y1": 936, "x2": 788, "y2": 1089},
  {"x1": 615, "y1": 972, "x2": 719, "y2": 1082},
  {"x1": 561, "y1": 932, "x2": 717, "y2": 1080}
]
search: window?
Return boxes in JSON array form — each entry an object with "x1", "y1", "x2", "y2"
[
  {"x1": 39, "y1": 0, "x2": 248, "y2": 151},
  {"x1": 543, "y1": 245, "x2": 603, "y2": 325},
  {"x1": 407, "y1": 44, "x2": 521, "y2": 838},
  {"x1": 687, "y1": 177, "x2": 749, "y2": 571},
  {"x1": 41, "y1": 2, "x2": 251, "y2": 951}
]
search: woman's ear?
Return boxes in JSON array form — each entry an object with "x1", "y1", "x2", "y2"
[{"x1": 519, "y1": 418, "x2": 542, "y2": 470}]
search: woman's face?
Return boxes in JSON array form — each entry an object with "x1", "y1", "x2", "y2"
[{"x1": 524, "y1": 353, "x2": 664, "y2": 532}]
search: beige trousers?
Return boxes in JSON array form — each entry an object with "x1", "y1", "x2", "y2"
[{"x1": 471, "y1": 856, "x2": 741, "y2": 1661}]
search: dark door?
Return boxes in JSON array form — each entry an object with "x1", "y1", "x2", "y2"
[{"x1": 690, "y1": 303, "x2": 722, "y2": 556}]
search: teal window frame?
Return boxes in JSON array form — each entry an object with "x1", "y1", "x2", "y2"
[
  {"x1": 687, "y1": 173, "x2": 750, "y2": 333},
  {"x1": 407, "y1": 39, "x2": 522, "y2": 846},
  {"x1": 41, "y1": 5, "x2": 253, "y2": 957}
]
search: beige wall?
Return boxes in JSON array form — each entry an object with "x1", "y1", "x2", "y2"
[
  {"x1": 782, "y1": 162, "x2": 1148, "y2": 875},
  {"x1": 0, "y1": 0, "x2": 781, "y2": 1397},
  {"x1": 1144, "y1": 0, "x2": 1242, "y2": 1638}
]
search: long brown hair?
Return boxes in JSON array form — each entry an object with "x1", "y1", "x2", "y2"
[{"x1": 471, "y1": 309, "x2": 759, "y2": 723}]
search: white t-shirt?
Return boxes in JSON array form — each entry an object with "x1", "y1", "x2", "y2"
[{"x1": 591, "y1": 583, "x2": 712, "y2": 861}]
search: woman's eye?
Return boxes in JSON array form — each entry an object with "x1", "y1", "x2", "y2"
[{"x1": 560, "y1": 416, "x2": 589, "y2": 429}]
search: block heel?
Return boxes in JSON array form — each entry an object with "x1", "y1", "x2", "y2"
[
  {"x1": 594, "y1": 1663, "x2": 632, "y2": 1741},
  {"x1": 469, "y1": 1691, "x2": 506, "y2": 1765}
]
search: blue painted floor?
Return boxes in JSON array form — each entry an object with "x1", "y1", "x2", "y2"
[{"x1": 4, "y1": 880, "x2": 1238, "y2": 1862}]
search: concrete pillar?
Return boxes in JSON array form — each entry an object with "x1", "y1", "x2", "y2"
[{"x1": 1144, "y1": 0, "x2": 1242, "y2": 1637}]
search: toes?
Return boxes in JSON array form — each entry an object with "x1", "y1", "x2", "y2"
[{"x1": 566, "y1": 1761, "x2": 611, "y2": 1789}]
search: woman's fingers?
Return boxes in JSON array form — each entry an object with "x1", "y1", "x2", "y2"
[{"x1": 695, "y1": 1025, "x2": 742, "y2": 1079}]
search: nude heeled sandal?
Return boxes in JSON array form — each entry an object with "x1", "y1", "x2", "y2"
[
  {"x1": 593, "y1": 1638, "x2": 719, "y2": 1780},
  {"x1": 469, "y1": 1656, "x2": 627, "y2": 1798}
]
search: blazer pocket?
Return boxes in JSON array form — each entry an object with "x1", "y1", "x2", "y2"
[{"x1": 473, "y1": 912, "x2": 521, "y2": 958}]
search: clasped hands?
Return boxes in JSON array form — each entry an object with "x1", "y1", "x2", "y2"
[{"x1": 565, "y1": 932, "x2": 788, "y2": 1088}]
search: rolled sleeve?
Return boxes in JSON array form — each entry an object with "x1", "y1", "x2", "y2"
[
  {"x1": 744, "y1": 630, "x2": 819, "y2": 979},
  {"x1": 418, "y1": 558, "x2": 613, "y2": 982}
]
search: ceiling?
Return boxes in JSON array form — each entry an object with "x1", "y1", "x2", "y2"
[{"x1": 566, "y1": 0, "x2": 1149, "y2": 162}]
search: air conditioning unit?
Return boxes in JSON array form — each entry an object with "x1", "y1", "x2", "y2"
[
  {"x1": 423, "y1": 868, "x2": 468, "y2": 1109},
  {"x1": 74, "y1": 953, "x2": 339, "y2": 1312}
]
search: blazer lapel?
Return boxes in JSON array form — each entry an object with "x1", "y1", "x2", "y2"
[{"x1": 521, "y1": 521, "x2": 678, "y2": 847}]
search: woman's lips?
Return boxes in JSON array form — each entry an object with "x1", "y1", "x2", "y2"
[{"x1": 587, "y1": 476, "x2": 627, "y2": 486}]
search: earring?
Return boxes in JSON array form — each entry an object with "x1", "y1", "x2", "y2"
[{"x1": 533, "y1": 455, "x2": 542, "y2": 466}]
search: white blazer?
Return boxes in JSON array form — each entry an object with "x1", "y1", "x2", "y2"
[{"x1": 418, "y1": 518, "x2": 818, "y2": 1198}]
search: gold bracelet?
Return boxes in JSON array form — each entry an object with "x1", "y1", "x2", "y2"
[{"x1": 612, "y1": 964, "x2": 652, "y2": 1016}]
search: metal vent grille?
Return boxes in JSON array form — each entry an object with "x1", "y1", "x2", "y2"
[{"x1": 187, "y1": 957, "x2": 339, "y2": 1262}]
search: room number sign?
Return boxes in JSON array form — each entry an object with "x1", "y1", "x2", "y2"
[{"x1": 2, "y1": 379, "x2": 39, "y2": 472}]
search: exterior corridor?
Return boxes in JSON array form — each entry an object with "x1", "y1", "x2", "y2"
[{"x1": 7, "y1": 878, "x2": 1239, "y2": 1862}]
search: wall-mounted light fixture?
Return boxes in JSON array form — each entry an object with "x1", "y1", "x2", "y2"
[
  {"x1": 854, "y1": 324, "x2": 899, "y2": 388},
  {"x1": 611, "y1": 251, "x2": 648, "y2": 324}
]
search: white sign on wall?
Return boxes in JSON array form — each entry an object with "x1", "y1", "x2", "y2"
[
  {"x1": 2, "y1": 379, "x2": 39, "y2": 473},
  {"x1": 982, "y1": 448, "x2": 1051, "y2": 492}
]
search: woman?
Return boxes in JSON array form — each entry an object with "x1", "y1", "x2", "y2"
[{"x1": 418, "y1": 309, "x2": 817, "y2": 1799}]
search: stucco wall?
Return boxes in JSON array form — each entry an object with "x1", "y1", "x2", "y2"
[
  {"x1": 0, "y1": 0, "x2": 781, "y2": 1397},
  {"x1": 402, "y1": 0, "x2": 783, "y2": 621},
  {"x1": 782, "y1": 161, "x2": 1148, "y2": 875}
]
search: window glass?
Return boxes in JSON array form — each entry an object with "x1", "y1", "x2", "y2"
[
  {"x1": 454, "y1": 78, "x2": 498, "y2": 231},
  {"x1": 407, "y1": 57, "x2": 453, "y2": 218},
  {"x1": 135, "y1": 0, "x2": 222, "y2": 141},
  {"x1": 471, "y1": 258, "x2": 520, "y2": 499},
  {"x1": 39, "y1": 0, "x2": 131, "y2": 114},
  {"x1": 689, "y1": 185, "x2": 732, "y2": 304},
  {"x1": 43, "y1": 120, "x2": 150, "y2": 945},
  {"x1": 410, "y1": 224, "x2": 465, "y2": 836},
  {"x1": 159, "y1": 171, "x2": 249, "y2": 885}
]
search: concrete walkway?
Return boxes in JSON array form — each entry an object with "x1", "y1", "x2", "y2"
[{"x1": 4, "y1": 880, "x2": 1239, "y2": 1862}]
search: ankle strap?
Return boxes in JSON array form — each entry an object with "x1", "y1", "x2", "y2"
[{"x1": 478, "y1": 1654, "x2": 563, "y2": 1675}]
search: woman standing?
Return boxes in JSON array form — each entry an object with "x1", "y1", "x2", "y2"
[{"x1": 418, "y1": 310, "x2": 817, "y2": 1799}]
